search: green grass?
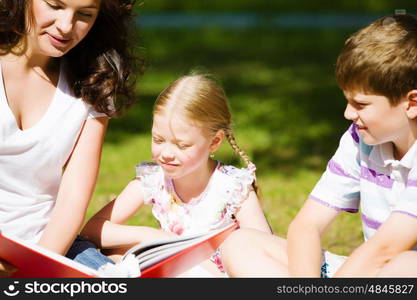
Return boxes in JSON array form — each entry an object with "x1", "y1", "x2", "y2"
[{"x1": 86, "y1": 26, "x2": 364, "y2": 256}]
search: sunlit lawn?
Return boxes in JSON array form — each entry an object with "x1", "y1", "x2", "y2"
[{"x1": 87, "y1": 27, "x2": 363, "y2": 256}]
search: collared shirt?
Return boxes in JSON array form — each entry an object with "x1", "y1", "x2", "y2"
[{"x1": 310, "y1": 123, "x2": 417, "y2": 241}]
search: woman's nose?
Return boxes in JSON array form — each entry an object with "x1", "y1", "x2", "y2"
[{"x1": 55, "y1": 10, "x2": 75, "y2": 35}]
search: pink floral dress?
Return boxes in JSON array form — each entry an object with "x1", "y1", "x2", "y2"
[{"x1": 135, "y1": 161, "x2": 255, "y2": 271}]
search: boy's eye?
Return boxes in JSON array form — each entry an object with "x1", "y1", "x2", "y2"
[{"x1": 355, "y1": 102, "x2": 368, "y2": 107}]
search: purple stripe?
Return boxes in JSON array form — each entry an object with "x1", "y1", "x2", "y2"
[
  {"x1": 406, "y1": 179, "x2": 417, "y2": 187},
  {"x1": 328, "y1": 160, "x2": 359, "y2": 181},
  {"x1": 361, "y1": 213, "x2": 381, "y2": 230},
  {"x1": 310, "y1": 195, "x2": 358, "y2": 213},
  {"x1": 392, "y1": 210, "x2": 417, "y2": 219},
  {"x1": 349, "y1": 123, "x2": 359, "y2": 144},
  {"x1": 360, "y1": 166, "x2": 393, "y2": 188}
]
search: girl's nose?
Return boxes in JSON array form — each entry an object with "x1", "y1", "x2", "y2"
[
  {"x1": 161, "y1": 145, "x2": 175, "y2": 161},
  {"x1": 344, "y1": 103, "x2": 359, "y2": 121}
]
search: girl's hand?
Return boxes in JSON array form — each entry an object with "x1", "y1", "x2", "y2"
[
  {"x1": 149, "y1": 229, "x2": 177, "y2": 242},
  {"x1": 0, "y1": 259, "x2": 17, "y2": 277}
]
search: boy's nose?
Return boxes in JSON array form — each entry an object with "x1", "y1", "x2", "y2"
[{"x1": 344, "y1": 104, "x2": 358, "y2": 121}]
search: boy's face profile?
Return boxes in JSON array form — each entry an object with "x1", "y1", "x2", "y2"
[{"x1": 343, "y1": 90, "x2": 409, "y2": 147}]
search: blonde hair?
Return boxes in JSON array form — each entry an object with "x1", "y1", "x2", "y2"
[
  {"x1": 335, "y1": 13, "x2": 417, "y2": 105},
  {"x1": 153, "y1": 74, "x2": 259, "y2": 195}
]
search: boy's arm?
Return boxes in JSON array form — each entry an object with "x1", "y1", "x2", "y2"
[
  {"x1": 334, "y1": 212, "x2": 417, "y2": 277},
  {"x1": 287, "y1": 198, "x2": 340, "y2": 277},
  {"x1": 81, "y1": 179, "x2": 173, "y2": 249}
]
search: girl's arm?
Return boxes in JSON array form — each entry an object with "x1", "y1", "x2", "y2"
[
  {"x1": 81, "y1": 179, "x2": 173, "y2": 249},
  {"x1": 37, "y1": 117, "x2": 108, "y2": 255},
  {"x1": 334, "y1": 212, "x2": 417, "y2": 277},
  {"x1": 287, "y1": 198, "x2": 340, "y2": 277},
  {"x1": 234, "y1": 190, "x2": 272, "y2": 233}
]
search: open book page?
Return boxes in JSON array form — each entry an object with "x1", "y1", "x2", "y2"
[
  {"x1": 122, "y1": 228, "x2": 215, "y2": 259},
  {"x1": 121, "y1": 222, "x2": 238, "y2": 272},
  {"x1": 138, "y1": 237, "x2": 207, "y2": 269},
  {"x1": 0, "y1": 231, "x2": 100, "y2": 278}
]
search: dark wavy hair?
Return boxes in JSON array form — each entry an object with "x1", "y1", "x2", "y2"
[{"x1": 0, "y1": 0, "x2": 143, "y2": 117}]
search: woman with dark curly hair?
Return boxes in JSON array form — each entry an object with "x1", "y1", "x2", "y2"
[{"x1": 0, "y1": 0, "x2": 141, "y2": 276}]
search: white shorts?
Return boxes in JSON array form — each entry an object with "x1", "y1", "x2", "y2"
[{"x1": 320, "y1": 251, "x2": 347, "y2": 278}]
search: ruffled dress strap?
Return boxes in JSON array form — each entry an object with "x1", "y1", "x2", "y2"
[
  {"x1": 135, "y1": 162, "x2": 164, "y2": 205},
  {"x1": 215, "y1": 163, "x2": 256, "y2": 218}
]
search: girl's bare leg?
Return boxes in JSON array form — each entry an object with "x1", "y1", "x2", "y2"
[{"x1": 220, "y1": 228, "x2": 289, "y2": 277}]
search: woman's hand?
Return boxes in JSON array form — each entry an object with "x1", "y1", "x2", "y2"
[{"x1": 0, "y1": 259, "x2": 17, "y2": 277}]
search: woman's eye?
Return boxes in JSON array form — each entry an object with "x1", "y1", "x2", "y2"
[
  {"x1": 46, "y1": 1, "x2": 61, "y2": 9},
  {"x1": 77, "y1": 11, "x2": 93, "y2": 18}
]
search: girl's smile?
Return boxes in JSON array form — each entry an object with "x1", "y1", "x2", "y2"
[{"x1": 151, "y1": 112, "x2": 214, "y2": 181}]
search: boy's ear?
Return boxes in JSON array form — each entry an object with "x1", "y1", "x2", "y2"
[
  {"x1": 406, "y1": 90, "x2": 417, "y2": 119},
  {"x1": 209, "y1": 130, "x2": 225, "y2": 152}
]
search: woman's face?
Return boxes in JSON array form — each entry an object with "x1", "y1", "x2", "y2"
[{"x1": 27, "y1": 0, "x2": 101, "y2": 58}]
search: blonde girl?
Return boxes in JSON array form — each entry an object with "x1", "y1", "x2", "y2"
[{"x1": 81, "y1": 74, "x2": 272, "y2": 276}]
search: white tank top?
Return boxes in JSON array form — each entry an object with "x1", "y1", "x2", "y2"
[{"x1": 0, "y1": 62, "x2": 105, "y2": 243}]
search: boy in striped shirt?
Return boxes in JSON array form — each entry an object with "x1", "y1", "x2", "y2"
[{"x1": 220, "y1": 13, "x2": 417, "y2": 277}]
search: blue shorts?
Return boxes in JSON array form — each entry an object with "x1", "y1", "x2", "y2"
[
  {"x1": 320, "y1": 251, "x2": 346, "y2": 278},
  {"x1": 66, "y1": 236, "x2": 114, "y2": 270}
]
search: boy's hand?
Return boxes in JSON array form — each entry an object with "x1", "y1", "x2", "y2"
[{"x1": 0, "y1": 259, "x2": 17, "y2": 277}]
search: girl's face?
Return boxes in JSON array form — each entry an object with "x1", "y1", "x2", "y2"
[
  {"x1": 27, "y1": 0, "x2": 101, "y2": 58},
  {"x1": 151, "y1": 112, "x2": 218, "y2": 181}
]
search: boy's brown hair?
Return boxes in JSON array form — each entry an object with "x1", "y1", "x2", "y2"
[{"x1": 335, "y1": 13, "x2": 417, "y2": 105}]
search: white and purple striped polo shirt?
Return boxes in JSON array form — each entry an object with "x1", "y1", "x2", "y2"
[{"x1": 310, "y1": 123, "x2": 417, "y2": 241}]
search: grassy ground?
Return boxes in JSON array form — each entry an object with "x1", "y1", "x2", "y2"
[{"x1": 87, "y1": 26, "x2": 364, "y2": 256}]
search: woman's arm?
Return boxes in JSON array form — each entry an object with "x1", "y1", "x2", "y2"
[
  {"x1": 287, "y1": 198, "x2": 340, "y2": 277},
  {"x1": 0, "y1": 259, "x2": 17, "y2": 277},
  {"x1": 334, "y1": 212, "x2": 417, "y2": 277},
  {"x1": 81, "y1": 179, "x2": 174, "y2": 249},
  {"x1": 37, "y1": 117, "x2": 108, "y2": 255},
  {"x1": 235, "y1": 190, "x2": 272, "y2": 233}
]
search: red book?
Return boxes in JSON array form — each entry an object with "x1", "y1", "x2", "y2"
[{"x1": 0, "y1": 222, "x2": 238, "y2": 278}]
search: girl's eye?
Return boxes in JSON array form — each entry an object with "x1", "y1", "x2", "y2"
[
  {"x1": 152, "y1": 137, "x2": 163, "y2": 144},
  {"x1": 177, "y1": 144, "x2": 189, "y2": 150}
]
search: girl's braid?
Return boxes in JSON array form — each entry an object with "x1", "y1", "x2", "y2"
[{"x1": 225, "y1": 129, "x2": 259, "y2": 196}]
